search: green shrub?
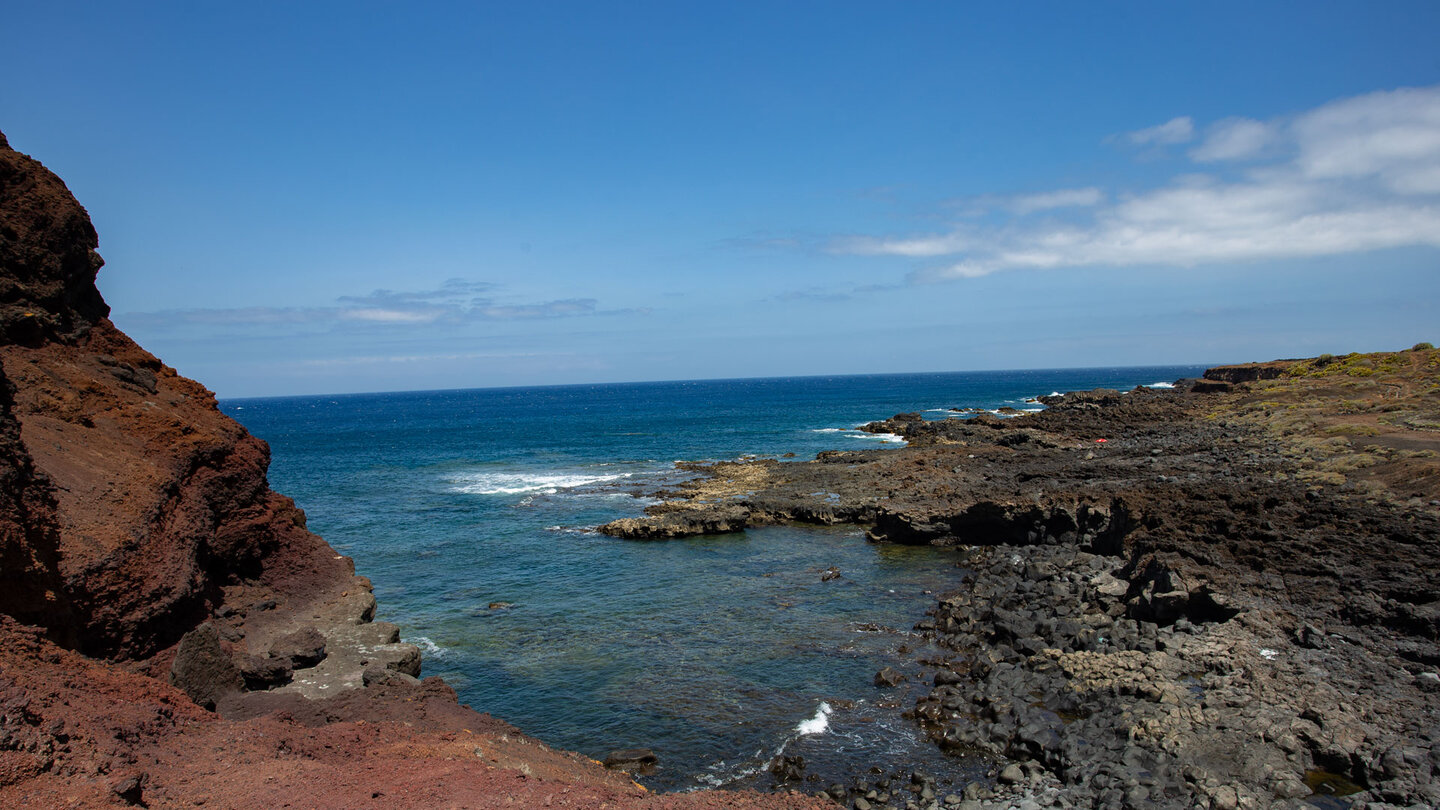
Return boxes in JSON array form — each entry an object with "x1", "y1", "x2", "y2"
[{"x1": 1413, "y1": 341, "x2": 1435, "y2": 351}]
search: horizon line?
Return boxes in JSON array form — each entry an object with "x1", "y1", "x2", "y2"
[{"x1": 216, "y1": 360, "x2": 1221, "y2": 402}]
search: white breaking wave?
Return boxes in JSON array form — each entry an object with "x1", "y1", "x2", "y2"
[
  {"x1": 810, "y1": 428, "x2": 844, "y2": 433},
  {"x1": 412, "y1": 636, "x2": 444, "y2": 656},
  {"x1": 544, "y1": 525, "x2": 600, "y2": 535},
  {"x1": 447, "y1": 471, "x2": 630, "y2": 495},
  {"x1": 1146, "y1": 381, "x2": 1176, "y2": 389},
  {"x1": 698, "y1": 700, "x2": 837, "y2": 788},
  {"x1": 847, "y1": 431, "x2": 906, "y2": 444},
  {"x1": 795, "y1": 701, "x2": 832, "y2": 736}
]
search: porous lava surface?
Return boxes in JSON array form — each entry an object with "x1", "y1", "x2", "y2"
[
  {"x1": 605, "y1": 356, "x2": 1440, "y2": 809},
  {"x1": 0, "y1": 131, "x2": 827, "y2": 810}
]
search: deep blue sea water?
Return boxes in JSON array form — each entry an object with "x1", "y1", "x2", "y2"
[{"x1": 221, "y1": 366, "x2": 1205, "y2": 791}]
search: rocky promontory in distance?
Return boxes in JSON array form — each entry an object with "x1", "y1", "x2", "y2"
[
  {"x1": 0, "y1": 132, "x2": 828, "y2": 809},
  {"x1": 602, "y1": 349, "x2": 1440, "y2": 809}
]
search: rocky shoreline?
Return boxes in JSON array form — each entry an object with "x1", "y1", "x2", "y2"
[
  {"x1": 0, "y1": 132, "x2": 830, "y2": 809},
  {"x1": 2, "y1": 129, "x2": 1437, "y2": 809},
  {"x1": 602, "y1": 356, "x2": 1440, "y2": 810}
]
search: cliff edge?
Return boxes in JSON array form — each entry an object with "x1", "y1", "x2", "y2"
[{"x1": 0, "y1": 132, "x2": 823, "y2": 809}]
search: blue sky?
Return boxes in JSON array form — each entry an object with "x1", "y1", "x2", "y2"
[{"x1": 3, "y1": 2, "x2": 1438, "y2": 397}]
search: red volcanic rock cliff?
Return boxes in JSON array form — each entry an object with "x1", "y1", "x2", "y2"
[
  {"x1": 0, "y1": 132, "x2": 823, "y2": 809},
  {"x1": 0, "y1": 129, "x2": 353, "y2": 662}
]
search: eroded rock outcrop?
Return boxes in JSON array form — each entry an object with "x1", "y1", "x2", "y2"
[
  {"x1": 613, "y1": 348, "x2": 1440, "y2": 808},
  {"x1": 0, "y1": 131, "x2": 827, "y2": 810},
  {"x1": 1, "y1": 130, "x2": 367, "y2": 665}
]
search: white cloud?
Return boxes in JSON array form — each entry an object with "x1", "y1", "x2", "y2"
[
  {"x1": 839, "y1": 232, "x2": 975, "y2": 258},
  {"x1": 839, "y1": 84, "x2": 1440, "y2": 281},
  {"x1": 476, "y1": 299, "x2": 598, "y2": 319},
  {"x1": 1122, "y1": 116, "x2": 1194, "y2": 146},
  {"x1": 340, "y1": 307, "x2": 445, "y2": 324},
  {"x1": 1007, "y1": 187, "x2": 1105, "y2": 214},
  {"x1": 1191, "y1": 118, "x2": 1275, "y2": 162},
  {"x1": 1292, "y1": 84, "x2": 1440, "y2": 193},
  {"x1": 121, "y1": 281, "x2": 620, "y2": 332}
]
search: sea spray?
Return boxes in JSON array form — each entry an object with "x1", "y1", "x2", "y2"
[
  {"x1": 447, "y1": 470, "x2": 631, "y2": 495},
  {"x1": 795, "y1": 702, "x2": 833, "y2": 736}
]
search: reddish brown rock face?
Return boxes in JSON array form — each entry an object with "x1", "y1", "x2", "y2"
[
  {"x1": 0, "y1": 131, "x2": 352, "y2": 661},
  {"x1": 0, "y1": 320, "x2": 356, "y2": 659},
  {"x1": 0, "y1": 130, "x2": 109, "y2": 345},
  {"x1": 0, "y1": 131, "x2": 825, "y2": 809}
]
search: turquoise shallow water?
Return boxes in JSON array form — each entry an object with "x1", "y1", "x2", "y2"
[{"x1": 222, "y1": 366, "x2": 1204, "y2": 790}]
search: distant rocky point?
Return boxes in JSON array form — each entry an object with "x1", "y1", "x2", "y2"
[{"x1": 601, "y1": 344, "x2": 1440, "y2": 809}]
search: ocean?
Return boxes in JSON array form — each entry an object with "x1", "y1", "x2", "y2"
[{"x1": 221, "y1": 365, "x2": 1205, "y2": 791}]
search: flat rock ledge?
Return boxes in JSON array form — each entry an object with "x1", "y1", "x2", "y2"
[{"x1": 171, "y1": 573, "x2": 423, "y2": 711}]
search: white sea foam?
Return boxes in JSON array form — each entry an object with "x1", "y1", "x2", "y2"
[
  {"x1": 447, "y1": 471, "x2": 630, "y2": 495},
  {"x1": 412, "y1": 636, "x2": 444, "y2": 656},
  {"x1": 811, "y1": 428, "x2": 844, "y2": 433},
  {"x1": 699, "y1": 700, "x2": 839, "y2": 788},
  {"x1": 795, "y1": 701, "x2": 832, "y2": 736},
  {"x1": 1022, "y1": 407, "x2": 1044, "y2": 412},
  {"x1": 1146, "y1": 381, "x2": 1176, "y2": 389},
  {"x1": 847, "y1": 431, "x2": 906, "y2": 444},
  {"x1": 544, "y1": 525, "x2": 600, "y2": 535}
]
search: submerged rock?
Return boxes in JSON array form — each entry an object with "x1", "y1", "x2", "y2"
[
  {"x1": 603, "y1": 748, "x2": 658, "y2": 774},
  {"x1": 874, "y1": 666, "x2": 906, "y2": 687}
]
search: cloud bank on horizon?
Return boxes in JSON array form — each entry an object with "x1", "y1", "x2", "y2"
[
  {"x1": 124, "y1": 277, "x2": 630, "y2": 336},
  {"x1": 839, "y1": 85, "x2": 1440, "y2": 282}
]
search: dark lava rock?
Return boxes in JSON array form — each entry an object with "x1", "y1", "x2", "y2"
[
  {"x1": 1202, "y1": 361, "x2": 1295, "y2": 383},
  {"x1": 603, "y1": 748, "x2": 658, "y2": 774},
  {"x1": 363, "y1": 665, "x2": 421, "y2": 688},
  {"x1": 599, "y1": 506, "x2": 751, "y2": 539},
  {"x1": 169, "y1": 623, "x2": 243, "y2": 710},
  {"x1": 769, "y1": 753, "x2": 806, "y2": 783},
  {"x1": 268, "y1": 627, "x2": 327, "y2": 668},
  {"x1": 1190, "y1": 379, "x2": 1234, "y2": 393},
  {"x1": 874, "y1": 667, "x2": 906, "y2": 687},
  {"x1": 237, "y1": 654, "x2": 293, "y2": 690},
  {"x1": 108, "y1": 771, "x2": 146, "y2": 806}
]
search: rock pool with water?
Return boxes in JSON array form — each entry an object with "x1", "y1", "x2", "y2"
[{"x1": 221, "y1": 367, "x2": 1202, "y2": 791}]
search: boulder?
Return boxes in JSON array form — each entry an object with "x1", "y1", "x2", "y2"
[
  {"x1": 237, "y1": 654, "x2": 293, "y2": 690},
  {"x1": 169, "y1": 624, "x2": 243, "y2": 710},
  {"x1": 268, "y1": 627, "x2": 327, "y2": 668},
  {"x1": 768, "y1": 753, "x2": 805, "y2": 782},
  {"x1": 874, "y1": 666, "x2": 906, "y2": 687},
  {"x1": 363, "y1": 665, "x2": 421, "y2": 688},
  {"x1": 603, "y1": 748, "x2": 658, "y2": 774}
]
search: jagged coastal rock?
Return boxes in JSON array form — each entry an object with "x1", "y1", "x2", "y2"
[
  {"x1": 602, "y1": 355, "x2": 1440, "y2": 809},
  {"x1": 3, "y1": 129, "x2": 1437, "y2": 809},
  {"x1": 0, "y1": 132, "x2": 826, "y2": 809}
]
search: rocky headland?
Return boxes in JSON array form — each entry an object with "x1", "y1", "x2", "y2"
[
  {"x1": 602, "y1": 356, "x2": 1440, "y2": 809},
  {"x1": 0, "y1": 132, "x2": 828, "y2": 809},
  {"x1": 4, "y1": 129, "x2": 1437, "y2": 810}
]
